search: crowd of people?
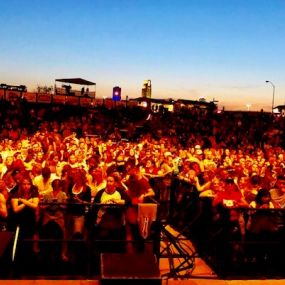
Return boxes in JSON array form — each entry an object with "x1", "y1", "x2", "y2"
[{"x1": 0, "y1": 97, "x2": 285, "y2": 265}]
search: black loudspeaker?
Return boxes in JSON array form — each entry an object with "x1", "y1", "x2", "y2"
[{"x1": 100, "y1": 253, "x2": 161, "y2": 285}]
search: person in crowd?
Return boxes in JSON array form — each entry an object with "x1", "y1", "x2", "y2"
[
  {"x1": 31, "y1": 142, "x2": 42, "y2": 157},
  {"x1": 124, "y1": 167, "x2": 155, "y2": 252},
  {"x1": 246, "y1": 188, "x2": 277, "y2": 264},
  {"x1": 0, "y1": 179, "x2": 8, "y2": 201},
  {"x1": 142, "y1": 159, "x2": 160, "y2": 178},
  {"x1": 247, "y1": 188, "x2": 276, "y2": 235},
  {"x1": 269, "y1": 175, "x2": 285, "y2": 235},
  {"x1": 76, "y1": 151, "x2": 88, "y2": 171},
  {"x1": 210, "y1": 176, "x2": 248, "y2": 238},
  {"x1": 11, "y1": 175, "x2": 39, "y2": 240},
  {"x1": 1, "y1": 155, "x2": 14, "y2": 178},
  {"x1": 125, "y1": 148, "x2": 138, "y2": 169},
  {"x1": 92, "y1": 173, "x2": 130, "y2": 226},
  {"x1": 34, "y1": 151, "x2": 45, "y2": 167},
  {"x1": 0, "y1": 179, "x2": 8, "y2": 231},
  {"x1": 67, "y1": 169, "x2": 91, "y2": 239},
  {"x1": 40, "y1": 179, "x2": 68, "y2": 261},
  {"x1": 23, "y1": 150, "x2": 35, "y2": 171},
  {"x1": 112, "y1": 171, "x2": 128, "y2": 192},
  {"x1": 249, "y1": 188, "x2": 275, "y2": 210},
  {"x1": 4, "y1": 169, "x2": 24, "y2": 229},
  {"x1": 125, "y1": 167, "x2": 155, "y2": 204},
  {"x1": 244, "y1": 174, "x2": 263, "y2": 203},
  {"x1": 90, "y1": 173, "x2": 131, "y2": 253},
  {"x1": 67, "y1": 153, "x2": 79, "y2": 169},
  {"x1": 87, "y1": 166, "x2": 106, "y2": 199},
  {"x1": 33, "y1": 166, "x2": 59, "y2": 197},
  {"x1": 159, "y1": 153, "x2": 174, "y2": 176},
  {"x1": 270, "y1": 175, "x2": 285, "y2": 208},
  {"x1": 44, "y1": 151, "x2": 62, "y2": 176},
  {"x1": 60, "y1": 164, "x2": 73, "y2": 194},
  {"x1": 212, "y1": 177, "x2": 248, "y2": 209}
]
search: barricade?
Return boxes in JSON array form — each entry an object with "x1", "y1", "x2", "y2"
[
  {"x1": 150, "y1": 176, "x2": 285, "y2": 278},
  {"x1": 0, "y1": 201, "x2": 160, "y2": 279},
  {"x1": 3, "y1": 175, "x2": 285, "y2": 279}
]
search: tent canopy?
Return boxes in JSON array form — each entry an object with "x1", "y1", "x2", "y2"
[{"x1": 55, "y1": 78, "x2": 96, "y2": 86}]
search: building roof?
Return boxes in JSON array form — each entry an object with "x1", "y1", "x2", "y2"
[
  {"x1": 130, "y1": 97, "x2": 174, "y2": 104},
  {"x1": 55, "y1": 78, "x2": 96, "y2": 85}
]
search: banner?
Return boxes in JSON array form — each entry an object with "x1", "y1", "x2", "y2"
[
  {"x1": 37, "y1": 93, "x2": 52, "y2": 103},
  {"x1": 105, "y1": 98, "x2": 113, "y2": 109},
  {"x1": 6, "y1": 91, "x2": 20, "y2": 101},
  {"x1": 55, "y1": 87, "x2": 66, "y2": 95},
  {"x1": 96, "y1": 99, "x2": 103, "y2": 106},
  {"x1": 53, "y1": 95, "x2": 66, "y2": 104},
  {"x1": 89, "y1": 91, "x2": 96, "y2": 98},
  {"x1": 65, "y1": 96, "x2": 79, "y2": 106},
  {"x1": 24, "y1": 92, "x2": 37, "y2": 102},
  {"x1": 0, "y1": 89, "x2": 4, "y2": 99},
  {"x1": 80, "y1": 97, "x2": 93, "y2": 107}
]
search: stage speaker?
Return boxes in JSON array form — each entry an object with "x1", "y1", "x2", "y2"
[{"x1": 100, "y1": 253, "x2": 161, "y2": 285}]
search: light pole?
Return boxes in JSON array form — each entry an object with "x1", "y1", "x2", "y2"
[{"x1": 265, "y1": 80, "x2": 275, "y2": 113}]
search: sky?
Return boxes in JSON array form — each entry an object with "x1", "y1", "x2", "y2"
[{"x1": 0, "y1": 0, "x2": 284, "y2": 111}]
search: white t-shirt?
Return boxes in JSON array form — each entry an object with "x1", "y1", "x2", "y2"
[
  {"x1": 100, "y1": 191, "x2": 122, "y2": 204},
  {"x1": 33, "y1": 173, "x2": 59, "y2": 195},
  {"x1": 96, "y1": 190, "x2": 123, "y2": 224}
]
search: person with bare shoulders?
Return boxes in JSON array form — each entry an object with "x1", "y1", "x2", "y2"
[{"x1": 0, "y1": 179, "x2": 8, "y2": 231}]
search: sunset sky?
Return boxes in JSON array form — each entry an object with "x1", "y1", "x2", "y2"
[{"x1": 0, "y1": 0, "x2": 284, "y2": 111}]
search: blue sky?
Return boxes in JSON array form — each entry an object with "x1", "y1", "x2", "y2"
[{"x1": 0, "y1": 0, "x2": 284, "y2": 111}]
